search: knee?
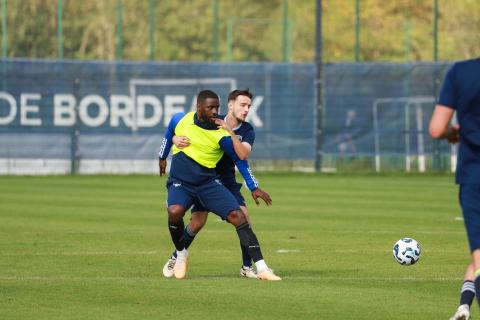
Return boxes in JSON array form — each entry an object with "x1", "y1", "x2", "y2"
[
  {"x1": 241, "y1": 207, "x2": 251, "y2": 222},
  {"x1": 167, "y1": 205, "x2": 185, "y2": 222},
  {"x1": 189, "y1": 212, "x2": 208, "y2": 233},
  {"x1": 227, "y1": 210, "x2": 247, "y2": 226}
]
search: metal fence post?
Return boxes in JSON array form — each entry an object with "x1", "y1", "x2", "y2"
[
  {"x1": 432, "y1": 0, "x2": 441, "y2": 170},
  {"x1": 404, "y1": 19, "x2": 412, "y2": 61},
  {"x1": 149, "y1": 0, "x2": 155, "y2": 60},
  {"x1": 283, "y1": 0, "x2": 289, "y2": 62},
  {"x1": 213, "y1": 0, "x2": 219, "y2": 61},
  {"x1": 57, "y1": 0, "x2": 63, "y2": 59},
  {"x1": 1, "y1": 0, "x2": 6, "y2": 58},
  {"x1": 433, "y1": 0, "x2": 438, "y2": 62},
  {"x1": 315, "y1": 0, "x2": 324, "y2": 171},
  {"x1": 116, "y1": 0, "x2": 124, "y2": 60},
  {"x1": 70, "y1": 78, "x2": 80, "y2": 174},
  {"x1": 226, "y1": 17, "x2": 233, "y2": 62},
  {"x1": 355, "y1": 0, "x2": 360, "y2": 62}
]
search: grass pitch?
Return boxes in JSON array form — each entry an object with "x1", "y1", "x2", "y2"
[{"x1": 0, "y1": 173, "x2": 473, "y2": 319}]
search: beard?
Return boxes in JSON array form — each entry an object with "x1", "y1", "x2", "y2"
[{"x1": 233, "y1": 112, "x2": 245, "y2": 122}]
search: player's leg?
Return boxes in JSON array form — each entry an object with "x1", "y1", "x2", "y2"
[
  {"x1": 165, "y1": 179, "x2": 195, "y2": 279},
  {"x1": 225, "y1": 182, "x2": 256, "y2": 278},
  {"x1": 186, "y1": 206, "x2": 209, "y2": 247},
  {"x1": 239, "y1": 205, "x2": 257, "y2": 278},
  {"x1": 171, "y1": 205, "x2": 209, "y2": 256},
  {"x1": 228, "y1": 210, "x2": 281, "y2": 281},
  {"x1": 461, "y1": 263, "x2": 476, "y2": 306},
  {"x1": 163, "y1": 206, "x2": 208, "y2": 278},
  {"x1": 167, "y1": 204, "x2": 187, "y2": 250},
  {"x1": 459, "y1": 184, "x2": 480, "y2": 309},
  {"x1": 198, "y1": 181, "x2": 281, "y2": 280},
  {"x1": 473, "y1": 249, "x2": 480, "y2": 309},
  {"x1": 450, "y1": 263, "x2": 475, "y2": 320}
]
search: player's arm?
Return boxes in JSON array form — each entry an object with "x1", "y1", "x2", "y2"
[
  {"x1": 429, "y1": 65, "x2": 459, "y2": 144},
  {"x1": 218, "y1": 137, "x2": 272, "y2": 206},
  {"x1": 429, "y1": 105, "x2": 459, "y2": 143},
  {"x1": 219, "y1": 136, "x2": 257, "y2": 190},
  {"x1": 158, "y1": 112, "x2": 185, "y2": 176},
  {"x1": 215, "y1": 118, "x2": 251, "y2": 160}
]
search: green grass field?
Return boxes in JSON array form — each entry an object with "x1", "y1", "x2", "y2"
[{"x1": 0, "y1": 173, "x2": 474, "y2": 319}]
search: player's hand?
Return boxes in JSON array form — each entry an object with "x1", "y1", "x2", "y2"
[
  {"x1": 251, "y1": 188, "x2": 272, "y2": 206},
  {"x1": 214, "y1": 118, "x2": 234, "y2": 134},
  {"x1": 172, "y1": 135, "x2": 190, "y2": 148},
  {"x1": 446, "y1": 124, "x2": 460, "y2": 144},
  {"x1": 159, "y1": 159, "x2": 167, "y2": 176}
]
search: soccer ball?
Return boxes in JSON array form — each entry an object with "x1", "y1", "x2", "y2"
[{"x1": 392, "y1": 238, "x2": 421, "y2": 265}]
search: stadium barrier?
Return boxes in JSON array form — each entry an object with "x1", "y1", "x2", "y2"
[{"x1": 0, "y1": 58, "x2": 454, "y2": 174}]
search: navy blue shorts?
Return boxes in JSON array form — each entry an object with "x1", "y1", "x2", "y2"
[
  {"x1": 459, "y1": 184, "x2": 480, "y2": 252},
  {"x1": 191, "y1": 181, "x2": 246, "y2": 213},
  {"x1": 166, "y1": 178, "x2": 240, "y2": 220}
]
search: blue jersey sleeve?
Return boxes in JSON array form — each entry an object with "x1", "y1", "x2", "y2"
[
  {"x1": 242, "y1": 124, "x2": 255, "y2": 147},
  {"x1": 158, "y1": 112, "x2": 185, "y2": 159},
  {"x1": 219, "y1": 136, "x2": 259, "y2": 191},
  {"x1": 438, "y1": 65, "x2": 458, "y2": 110}
]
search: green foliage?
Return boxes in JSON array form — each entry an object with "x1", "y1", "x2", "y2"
[
  {"x1": 0, "y1": 174, "x2": 470, "y2": 319},
  {"x1": 7, "y1": 0, "x2": 58, "y2": 58},
  {"x1": 0, "y1": 0, "x2": 479, "y2": 62}
]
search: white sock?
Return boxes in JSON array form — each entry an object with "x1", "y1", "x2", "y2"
[
  {"x1": 176, "y1": 249, "x2": 188, "y2": 258},
  {"x1": 255, "y1": 259, "x2": 268, "y2": 273}
]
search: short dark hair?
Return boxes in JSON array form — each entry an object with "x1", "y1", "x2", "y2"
[
  {"x1": 228, "y1": 89, "x2": 252, "y2": 102},
  {"x1": 197, "y1": 90, "x2": 219, "y2": 104}
]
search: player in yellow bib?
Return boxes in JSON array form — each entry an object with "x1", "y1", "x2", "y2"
[{"x1": 158, "y1": 90, "x2": 281, "y2": 281}]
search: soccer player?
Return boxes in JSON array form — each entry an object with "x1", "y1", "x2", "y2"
[
  {"x1": 162, "y1": 89, "x2": 263, "y2": 279},
  {"x1": 429, "y1": 58, "x2": 480, "y2": 319},
  {"x1": 158, "y1": 89, "x2": 281, "y2": 281}
]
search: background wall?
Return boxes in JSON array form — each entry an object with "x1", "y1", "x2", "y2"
[{"x1": 0, "y1": 58, "x2": 454, "y2": 174}]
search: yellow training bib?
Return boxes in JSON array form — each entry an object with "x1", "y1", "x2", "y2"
[{"x1": 173, "y1": 112, "x2": 230, "y2": 168}]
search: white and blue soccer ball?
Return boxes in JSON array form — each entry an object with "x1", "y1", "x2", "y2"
[{"x1": 392, "y1": 237, "x2": 421, "y2": 266}]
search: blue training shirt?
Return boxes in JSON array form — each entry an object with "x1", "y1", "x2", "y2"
[
  {"x1": 438, "y1": 58, "x2": 480, "y2": 184},
  {"x1": 158, "y1": 112, "x2": 258, "y2": 191},
  {"x1": 215, "y1": 115, "x2": 255, "y2": 184}
]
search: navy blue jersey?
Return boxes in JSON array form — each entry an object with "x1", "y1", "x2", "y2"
[
  {"x1": 215, "y1": 115, "x2": 255, "y2": 182},
  {"x1": 438, "y1": 58, "x2": 480, "y2": 184}
]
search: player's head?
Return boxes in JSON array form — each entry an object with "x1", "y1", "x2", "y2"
[
  {"x1": 227, "y1": 89, "x2": 253, "y2": 122},
  {"x1": 196, "y1": 90, "x2": 220, "y2": 123}
]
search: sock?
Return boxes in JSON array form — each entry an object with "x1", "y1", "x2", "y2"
[
  {"x1": 184, "y1": 225, "x2": 197, "y2": 250},
  {"x1": 240, "y1": 242, "x2": 253, "y2": 267},
  {"x1": 460, "y1": 280, "x2": 475, "y2": 306},
  {"x1": 176, "y1": 248, "x2": 188, "y2": 258},
  {"x1": 171, "y1": 225, "x2": 197, "y2": 259},
  {"x1": 236, "y1": 222, "x2": 263, "y2": 263},
  {"x1": 475, "y1": 269, "x2": 480, "y2": 308},
  {"x1": 255, "y1": 259, "x2": 268, "y2": 273},
  {"x1": 168, "y1": 219, "x2": 185, "y2": 251}
]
